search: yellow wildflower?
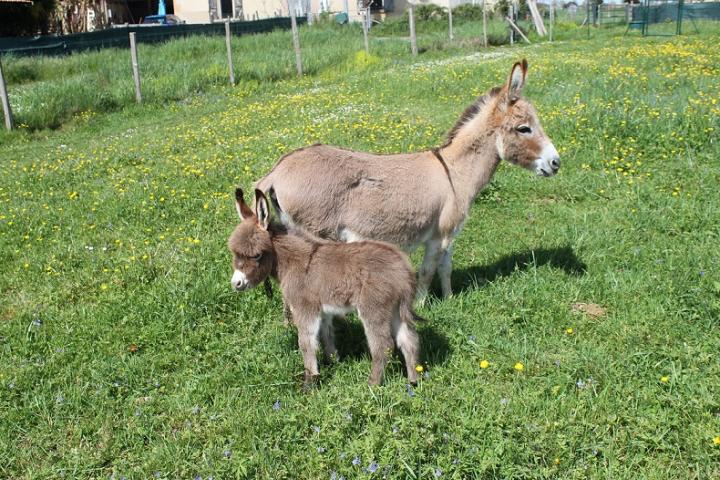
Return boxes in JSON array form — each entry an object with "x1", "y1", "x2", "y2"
[
  {"x1": 514, "y1": 362, "x2": 524, "y2": 372},
  {"x1": 480, "y1": 360, "x2": 490, "y2": 369}
]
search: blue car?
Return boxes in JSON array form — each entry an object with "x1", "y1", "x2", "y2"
[{"x1": 141, "y1": 14, "x2": 184, "y2": 25}]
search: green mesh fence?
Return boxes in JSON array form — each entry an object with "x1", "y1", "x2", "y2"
[{"x1": 0, "y1": 17, "x2": 305, "y2": 57}]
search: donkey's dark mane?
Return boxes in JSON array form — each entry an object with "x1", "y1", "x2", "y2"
[{"x1": 441, "y1": 86, "x2": 502, "y2": 148}]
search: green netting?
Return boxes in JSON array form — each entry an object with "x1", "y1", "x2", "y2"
[
  {"x1": 627, "y1": 0, "x2": 719, "y2": 35},
  {"x1": 0, "y1": 17, "x2": 305, "y2": 57}
]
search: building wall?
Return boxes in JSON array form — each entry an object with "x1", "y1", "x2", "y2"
[
  {"x1": 173, "y1": 0, "x2": 496, "y2": 23},
  {"x1": 174, "y1": 0, "x2": 212, "y2": 22}
]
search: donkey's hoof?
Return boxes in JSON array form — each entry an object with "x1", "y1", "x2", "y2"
[
  {"x1": 367, "y1": 377, "x2": 383, "y2": 387},
  {"x1": 323, "y1": 352, "x2": 340, "y2": 365},
  {"x1": 302, "y1": 374, "x2": 319, "y2": 392}
]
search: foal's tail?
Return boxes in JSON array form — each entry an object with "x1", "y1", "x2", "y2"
[{"x1": 400, "y1": 296, "x2": 426, "y2": 326}]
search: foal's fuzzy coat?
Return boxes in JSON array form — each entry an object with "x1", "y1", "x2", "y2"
[{"x1": 228, "y1": 188, "x2": 421, "y2": 386}]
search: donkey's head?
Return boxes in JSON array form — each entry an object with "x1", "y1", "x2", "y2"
[
  {"x1": 494, "y1": 59, "x2": 560, "y2": 177},
  {"x1": 227, "y1": 188, "x2": 275, "y2": 291}
]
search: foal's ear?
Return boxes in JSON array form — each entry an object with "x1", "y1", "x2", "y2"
[
  {"x1": 506, "y1": 59, "x2": 528, "y2": 103},
  {"x1": 254, "y1": 189, "x2": 270, "y2": 230},
  {"x1": 235, "y1": 188, "x2": 254, "y2": 221}
]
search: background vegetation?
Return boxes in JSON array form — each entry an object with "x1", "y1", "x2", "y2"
[{"x1": 1, "y1": 18, "x2": 719, "y2": 479}]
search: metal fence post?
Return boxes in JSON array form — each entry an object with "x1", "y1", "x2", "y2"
[
  {"x1": 0, "y1": 58, "x2": 13, "y2": 131},
  {"x1": 509, "y1": 4, "x2": 514, "y2": 45},
  {"x1": 129, "y1": 32, "x2": 142, "y2": 103},
  {"x1": 448, "y1": 0, "x2": 454, "y2": 41},
  {"x1": 225, "y1": 19, "x2": 235, "y2": 85}
]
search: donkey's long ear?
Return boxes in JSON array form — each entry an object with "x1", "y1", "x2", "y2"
[
  {"x1": 506, "y1": 59, "x2": 528, "y2": 103},
  {"x1": 254, "y1": 189, "x2": 270, "y2": 230},
  {"x1": 235, "y1": 188, "x2": 254, "y2": 221}
]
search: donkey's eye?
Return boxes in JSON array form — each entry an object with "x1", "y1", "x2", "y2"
[
  {"x1": 515, "y1": 125, "x2": 532, "y2": 134},
  {"x1": 250, "y1": 253, "x2": 262, "y2": 262}
]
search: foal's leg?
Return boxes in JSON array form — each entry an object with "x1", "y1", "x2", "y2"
[
  {"x1": 416, "y1": 239, "x2": 443, "y2": 303},
  {"x1": 437, "y1": 243, "x2": 454, "y2": 298},
  {"x1": 319, "y1": 313, "x2": 338, "y2": 363},
  {"x1": 295, "y1": 311, "x2": 322, "y2": 387},
  {"x1": 358, "y1": 308, "x2": 395, "y2": 386},
  {"x1": 392, "y1": 309, "x2": 420, "y2": 385}
]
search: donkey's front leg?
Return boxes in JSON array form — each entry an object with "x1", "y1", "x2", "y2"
[
  {"x1": 296, "y1": 313, "x2": 322, "y2": 388},
  {"x1": 416, "y1": 239, "x2": 443, "y2": 303},
  {"x1": 437, "y1": 243, "x2": 454, "y2": 298}
]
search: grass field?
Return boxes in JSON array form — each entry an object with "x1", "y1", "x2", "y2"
[{"x1": 1, "y1": 18, "x2": 720, "y2": 479}]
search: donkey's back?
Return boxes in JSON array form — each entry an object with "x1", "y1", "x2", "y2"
[{"x1": 256, "y1": 144, "x2": 451, "y2": 249}]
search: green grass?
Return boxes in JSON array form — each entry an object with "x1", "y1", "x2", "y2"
[{"x1": 1, "y1": 19, "x2": 720, "y2": 479}]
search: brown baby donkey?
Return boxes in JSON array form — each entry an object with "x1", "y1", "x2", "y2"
[{"x1": 228, "y1": 188, "x2": 422, "y2": 387}]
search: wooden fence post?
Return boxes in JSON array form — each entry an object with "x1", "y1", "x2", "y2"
[
  {"x1": 362, "y1": 7, "x2": 370, "y2": 53},
  {"x1": 129, "y1": 32, "x2": 142, "y2": 103},
  {"x1": 482, "y1": 0, "x2": 488, "y2": 47},
  {"x1": 549, "y1": 1, "x2": 555, "y2": 42},
  {"x1": 448, "y1": 0, "x2": 454, "y2": 41},
  {"x1": 409, "y1": 3, "x2": 418, "y2": 56},
  {"x1": 288, "y1": 0, "x2": 303, "y2": 76},
  {"x1": 506, "y1": 16, "x2": 532, "y2": 43},
  {"x1": 0, "y1": 58, "x2": 13, "y2": 131},
  {"x1": 225, "y1": 19, "x2": 235, "y2": 85}
]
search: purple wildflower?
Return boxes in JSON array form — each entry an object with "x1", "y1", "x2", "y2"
[
  {"x1": 313, "y1": 425, "x2": 321, "y2": 433},
  {"x1": 434, "y1": 468, "x2": 443, "y2": 477},
  {"x1": 406, "y1": 384, "x2": 415, "y2": 397},
  {"x1": 352, "y1": 456, "x2": 361, "y2": 466},
  {"x1": 191, "y1": 405, "x2": 200, "y2": 415},
  {"x1": 317, "y1": 447, "x2": 325, "y2": 453},
  {"x1": 367, "y1": 462, "x2": 379, "y2": 473},
  {"x1": 500, "y1": 397, "x2": 509, "y2": 406},
  {"x1": 223, "y1": 450, "x2": 231, "y2": 458},
  {"x1": 273, "y1": 399, "x2": 281, "y2": 411},
  {"x1": 193, "y1": 475, "x2": 202, "y2": 480}
]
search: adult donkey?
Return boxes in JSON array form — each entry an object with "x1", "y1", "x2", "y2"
[{"x1": 256, "y1": 59, "x2": 560, "y2": 300}]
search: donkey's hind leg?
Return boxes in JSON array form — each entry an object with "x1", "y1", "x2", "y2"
[
  {"x1": 319, "y1": 313, "x2": 338, "y2": 363},
  {"x1": 437, "y1": 243, "x2": 454, "y2": 298},
  {"x1": 416, "y1": 239, "x2": 443, "y2": 303},
  {"x1": 358, "y1": 308, "x2": 395, "y2": 386}
]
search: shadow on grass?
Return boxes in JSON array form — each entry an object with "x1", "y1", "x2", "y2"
[
  {"x1": 283, "y1": 315, "x2": 452, "y2": 384},
  {"x1": 449, "y1": 245, "x2": 587, "y2": 295}
]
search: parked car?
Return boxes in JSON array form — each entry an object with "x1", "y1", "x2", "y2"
[{"x1": 141, "y1": 14, "x2": 184, "y2": 25}]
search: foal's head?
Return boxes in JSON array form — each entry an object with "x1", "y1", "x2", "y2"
[
  {"x1": 227, "y1": 188, "x2": 274, "y2": 291},
  {"x1": 494, "y1": 59, "x2": 560, "y2": 177}
]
